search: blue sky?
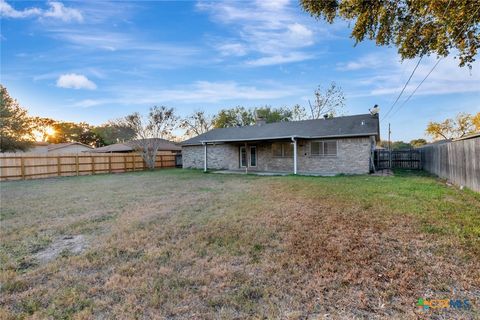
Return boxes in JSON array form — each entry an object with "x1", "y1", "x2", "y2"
[{"x1": 1, "y1": 0, "x2": 479, "y2": 141}]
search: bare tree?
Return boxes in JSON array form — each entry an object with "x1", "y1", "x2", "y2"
[
  {"x1": 308, "y1": 82, "x2": 346, "y2": 119},
  {"x1": 122, "y1": 106, "x2": 178, "y2": 169},
  {"x1": 180, "y1": 111, "x2": 213, "y2": 138},
  {"x1": 291, "y1": 104, "x2": 308, "y2": 121}
]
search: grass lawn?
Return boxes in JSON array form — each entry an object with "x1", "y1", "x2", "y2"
[{"x1": 1, "y1": 169, "x2": 479, "y2": 319}]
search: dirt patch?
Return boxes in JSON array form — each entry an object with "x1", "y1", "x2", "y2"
[{"x1": 34, "y1": 235, "x2": 87, "y2": 264}]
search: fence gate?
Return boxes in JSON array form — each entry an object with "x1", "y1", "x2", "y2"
[{"x1": 374, "y1": 150, "x2": 422, "y2": 170}]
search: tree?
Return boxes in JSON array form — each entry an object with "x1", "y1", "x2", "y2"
[
  {"x1": 31, "y1": 117, "x2": 56, "y2": 142},
  {"x1": 426, "y1": 112, "x2": 479, "y2": 140},
  {"x1": 379, "y1": 140, "x2": 412, "y2": 150},
  {"x1": 213, "y1": 106, "x2": 255, "y2": 128},
  {"x1": 473, "y1": 113, "x2": 480, "y2": 131},
  {"x1": 410, "y1": 139, "x2": 428, "y2": 147},
  {"x1": 122, "y1": 106, "x2": 178, "y2": 169},
  {"x1": 254, "y1": 106, "x2": 292, "y2": 123},
  {"x1": 0, "y1": 85, "x2": 33, "y2": 152},
  {"x1": 180, "y1": 111, "x2": 214, "y2": 138},
  {"x1": 300, "y1": 0, "x2": 480, "y2": 67},
  {"x1": 295, "y1": 82, "x2": 345, "y2": 120},
  {"x1": 48, "y1": 121, "x2": 101, "y2": 146},
  {"x1": 292, "y1": 104, "x2": 308, "y2": 121},
  {"x1": 93, "y1": 122, "x2": 136, "y2": 145}
]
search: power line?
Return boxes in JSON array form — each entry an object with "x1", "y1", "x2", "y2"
[
  {"x1": 381, "y1": 0, "x2": 453, "y2": 122},
  {"x1": 381, "y1": 57, "x2": 423, "y2": 121},
  {"x1": 390, "y1": 58, "x2": 442, "y2": 118},
  {"x1": 389, "y1": 3, "x2": 480, "y2": 118}
]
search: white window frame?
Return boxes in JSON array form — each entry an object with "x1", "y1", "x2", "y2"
[
  {"x1": 310, "y1": 140, "x2": 338, "y2": 157},
  {"x1": 239, "y1": 146, "x2": 247, "y2": 167},
  {"x1": 249, "y1": 146, "x2": 257, "y2": 167}
]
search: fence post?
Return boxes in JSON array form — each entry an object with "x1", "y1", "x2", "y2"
[
  {"x1": 124, "y1": 155, "x2": 127, "y2": 172},
  {"x1": 20, "y1": 157, "x2": 25, "y2": 180},
  {"x1": 76, "y1": 155, "x2": 79, "y2": 176},
  {"x1": 108, "y1": 155, "x2": 112, "y2": 173},
  {"x1": 57, "y1": 156, "x2": 61, "y2": 176},
  {"x1": 91, "y1": 155, "x2": 95, "y2": 175}
]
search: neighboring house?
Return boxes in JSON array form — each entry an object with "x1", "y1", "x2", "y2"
[
  {"x1": 181, "y1": 113, "x2": 380, "y2": 175},
  {"x1": 91, "y1": 138, "x2": 181, "y2": 154},
  {"x1": 22, "y1": 142, "x2": 93, "y2": 154}
]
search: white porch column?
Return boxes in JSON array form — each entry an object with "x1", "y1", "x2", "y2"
[
  {"x1": 292, "y1": 137, "x2": 297, "y2": 175},
  {"x1": 245, "y1": 142, "x2": 248, "y2": 174},
  {"x1": 203, "y1": 143, "x2": 207, "y2": 172}
]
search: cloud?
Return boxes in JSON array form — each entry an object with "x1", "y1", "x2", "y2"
[
  {"x1": 341, "y1": 53, "x2": 480, "y2": 98},
  {"x1": 73, "y1": 81, "x2": 303, "y2": 107},
  {"x1": 337, "y1": 53, "x2": 391, "y2": 71},
  {"x1": 0, "y1": 0, "x2": 41, "y2": 18},
  {"x1": 0, "y1": 1, "x2": 82, "y2": 22},
  {"x1": 216, "y1": 43, "x2": 248, "y2": 57},
  {"x1": 198, "y1": 0, "x2": 317, "y2": 66},
  {"x1": 42, "y1": 2, "x2": 83, "y2": 22},
  {"x1": 56, "y1": 73, "x2": 96, "y2": 90},
  {"x1": 246, "y1": 52, "x2": 314, "y2": 66}
]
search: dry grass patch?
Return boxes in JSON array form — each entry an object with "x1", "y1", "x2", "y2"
[{"x1": 0, "y1": 169, "x2": 479, "y2": 319}]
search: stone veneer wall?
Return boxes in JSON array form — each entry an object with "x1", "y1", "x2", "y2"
[{"x1": 182, "y1": 136, "x2": 373, "y2": 175}]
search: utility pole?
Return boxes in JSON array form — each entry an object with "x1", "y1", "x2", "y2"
[{"x1": 388, "y1": 123, "x2": 392, "y2": 169}]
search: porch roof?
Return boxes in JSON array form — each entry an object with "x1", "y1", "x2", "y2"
[{"x1": 182, "y1": 114, "x2": 379, "y2": 146}]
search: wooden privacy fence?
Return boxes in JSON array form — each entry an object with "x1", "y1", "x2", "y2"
[
  {"x1": 418, "y1": 136, "x2": 479, "y2": 192},
  {"x1": 374, "y1": 150, "x2": 422, "y2": 170},
  {"x1": 0, "y1": 152, "x2": 176, "y2": 181}
]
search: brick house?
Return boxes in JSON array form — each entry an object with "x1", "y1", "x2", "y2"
[{"x1": 181, "y1": 113, "x2": 380, "y2": 175}]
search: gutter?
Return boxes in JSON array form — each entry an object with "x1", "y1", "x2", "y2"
[{"x1": 181, "y1": 132, "x2": 379, "y2": 146}]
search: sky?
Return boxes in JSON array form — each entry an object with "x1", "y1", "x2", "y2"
[{"x1": 1, "y1": 0, "x2": 479, "y2": 142}]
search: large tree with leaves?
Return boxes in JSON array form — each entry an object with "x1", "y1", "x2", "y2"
[
  {"x1": 300, "y1": 0, "x2": 480, "y2": 67},
  {"x1": 121, "y1": 106, "x2": 178, "y2": 169},
  {"x1": 213, "y1": 106, "x2": 255, "y2": 128},
  {"x1": 30, "y1": 117, "x2": 56, "y2": 142},
  {"x1": 254, "y1": 106, "x2": 292, "y2": 123},
  {"x1": 426, "y1": 112, "x2": 479, "y2": 140},
  {"x1": 0, "y1": 85, "x2": 34, "y2": 152},
  {"x1": 93, "y1": 122, "x2": 136, "y2": 145}
]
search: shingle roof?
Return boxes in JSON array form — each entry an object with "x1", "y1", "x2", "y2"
[
  {"x1": 47, "y1": 142, "x2": 93, "y2": 151},
  {"x1": 182, "y1": 114, "x2": 379, "y2": 145}
]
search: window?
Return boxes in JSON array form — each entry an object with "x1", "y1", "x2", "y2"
[
  {"x1": 272, "y1": 142, "x2": 293, "y2": 157},
  {"x1": 272, "y1": 143, "x2": 283, "y2": 157},
  {"x1": 324, "y1": 141, "x2": 337, "y2": 156},
  {"x1": 311, "y1": 141, "x2": 321, "y2": 156},
  {"x1": 310, "y1": 140, "x2": 337, "y2": 156},
  {"x1": 240, "y1": 146, "x2": 247, "y2": 167},
  {"x1": 250, "y1": 146, "x2": 257, "y2": 167}
]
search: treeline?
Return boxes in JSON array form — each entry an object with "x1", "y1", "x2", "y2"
[{"x1": 1, "y1": 83, "x2": 346, "y2": 152}]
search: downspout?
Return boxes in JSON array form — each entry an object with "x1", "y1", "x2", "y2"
[
  {"x1": 291, "y1": 137, "x2": 297, "y2": 175},
  {"x1": 203, "y1": 142, "x2": 207, "y2": 172}
]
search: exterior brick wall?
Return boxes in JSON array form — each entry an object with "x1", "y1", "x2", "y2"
[
  {"x1": 182, "y1": 144, "x2": 238, "y2": 170},
  {"x1": 182, "y1": 136, "x2": 373, "y2": 175}
]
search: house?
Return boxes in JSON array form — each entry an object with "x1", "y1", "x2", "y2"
[
  {"x1": 23, "y1": 142, "x2": 93, "y2": 154},
  {"x1": 181, "y1": 113, "x2": 380, "y2": 175},
  {"x1": 91, "y1": 138, "x2": 181, "y2": 154}
]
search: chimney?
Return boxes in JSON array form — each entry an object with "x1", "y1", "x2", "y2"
[{"x1": 256, "y1": 116, "x2": 266, "y2": 126}]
